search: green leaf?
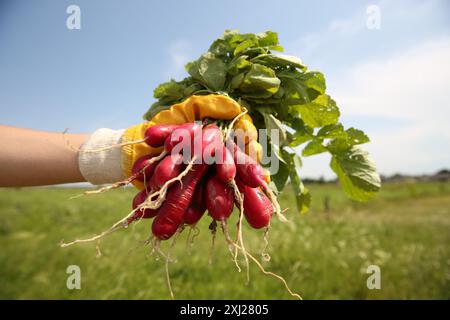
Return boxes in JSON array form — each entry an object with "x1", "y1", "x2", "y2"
[
  {"x1": 227, "y1": 55, "x2": 251, "y2": 75},
  {"x1": 330, "y1": 146, "x2": 381, "y2": 201},
  {"x1": 288, "y1": 118, "x2": 314, "y2": 147},
  {"x1": 230, "y1": 73, "x2": 245, "y2": 89},
  {"x1": 183, "y1": 83, "x2": 205, "y2": 96},
  {"x1": 256, "y1": 31, "x2": 279, "y2": 47},
  {"x1": 291, "y1": 94, "x2": 340, "y2": 128},
  {"x1": 280, "y1": 76, "x2": 310, "y2": 104},
  {"x1": 143, "y1": 102, "x2": 171, "y2": 120},
  {"x1": 252, "y1": 53, "x2": 306, "y2": 70},
  {"x1": 346, "y1": 128, "x2": 370, "y2": 145},
  {"x1": 327, "y1": 127, "x2": 370, "y2": 153},
  {"x1": 292, "y1": 153, "x2": 303, "y2": 168},
  {"x1": 268, "y1": 45, "x2": 284, "y2": 52},
  {"x1": 239, "y1": 64, "x2": 281, "y2": 96},
  {"x1": 153, "y1": 80, "x2": 186, "y2": 100},
  {"x1": 302, "y1": 72, "x2": 326, "y2": 94},
  {"x1": 271, "y1": 159, "x2": 290, "y2": 191},
  {"x1": 285, "y1": 152, "x2": 311, "y2": 214},
  {"x1": 302, "y1": 139, "x2": 327, "y2": 156},
  {"x1": 186, "y1": 53, "x2": 227, "y2": 91},
  {"x1": 234, "y1": 39, "x2": 256, "y2": 56},
  {"x1": 317, "y1": 124, "x2": 345, "y2": 139},
  {"x1": 261, "y1": 113, "x2": 287, "y2": 146}
]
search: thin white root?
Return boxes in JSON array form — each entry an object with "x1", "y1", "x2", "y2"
[
  {"x1": 230, "y1": 241, "x2": 302, "y2": 300},
  {"x1": 185, "y1": 227, "x2": 192, "y2": 253},
  {"x1": 160, "y1": 227, "x2": 184, "y2": 300},
  {"x1": 95, "y1": 241, "x2": 102, "y2": 258},
  {"x1": 62, "y1": 128, "x2": 81, "y2": 152},
  {"x1": 263, "y1": 183, "x2": 287, "y2": 223},
  {"x1": 60, "y1": 223, "x2": 123, "y2": 247},
  {"x1": 187, "y1": 226, "x2": 200, "y2": 255},
  {"x1": 127, "y1": 236, "x2": 153, "y2": 257},
  {"x1": 220, "y1": 220, "x2": 240, "y2": 271},
  {"x1": 230, "y1": 180, "x2": 250, "y2": 281},
  {"x1": 60, "y1": 206, "x2": 139, "y2": 248},
  {"x1": 82, "y1": 151, "x2": 167, "y2": 196},
  {"x1": 80, "y1": 139, "x2": 147, "y2": 154},
  {"x1": 225, "y1": 109, "x2": 248, "y2": 141},
  {"x1": 261, "y1": 226, "x2": 271, "y2": 262},
  {"x1": 208, "y1": 220, "x2": 217, "y2": 265},
  {"x1": 141, "y1": 156, "x2": 197, "y2": 210}
]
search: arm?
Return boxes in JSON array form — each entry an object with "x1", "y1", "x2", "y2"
[{"x1": 0, "y1": 125, "x2": 88, "y2": 187}]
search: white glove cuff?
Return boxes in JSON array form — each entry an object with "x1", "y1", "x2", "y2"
[{"x1": 78, "y1": 128, "x2": 126, "y2": 185}]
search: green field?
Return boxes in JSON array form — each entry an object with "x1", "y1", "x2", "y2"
[{"x1": 0, "y1": 182, "x2": 449, "y2": 299}]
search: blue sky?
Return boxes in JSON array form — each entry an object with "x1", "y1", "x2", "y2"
[{"x1": 1, "y1": 0, "x2": 449, "y2": 178}]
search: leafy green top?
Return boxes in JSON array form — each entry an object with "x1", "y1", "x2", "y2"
[{"x1": 144, "y1": 30, "x2": 381, "y2": 213}]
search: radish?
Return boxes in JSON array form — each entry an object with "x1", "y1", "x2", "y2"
[
  {"x1": 205, "y1": 175, "x2": 234, "y2": 221},
  {"x1": 183, "y1": 183, "x2": 206, "y2": 225},
  {"x1": 148, "y1": 154, "x2": 183, "y2": 191},
  {"x1": 152, "y1": 163, "x2": 208, "y2": 240},
  {"x1": 152, "y1": 126, "x2": 221, "y2": 240},
  {"x1": 229, "y1": 141, "x2": 265, "y2": 188},
  {"x1": 131, "y1": 155, "x2": 158, "y2": 182},
  {"x1": 164, "y1": 123, "x2": 202, "y2": 153},
  {"x1": 215, "y1": 145, "x2": 236, "y2": 183},
  {"x1": 144, "y1": 124, "x2": 179, "y2": 147},
  {"x1": 199, "y1": 124, "x2": 223, "y2": 164},
  {"x1": 236, "y1": 179, "x2": 273, "y2": 229},
  {"x1": 229, "y1": 141, "x2": 286, "y2": 222},
  {"x1": 127, "y1": 190, "x2": 158, "y2": 224}
]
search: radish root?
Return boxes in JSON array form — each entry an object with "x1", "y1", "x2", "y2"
[
  {"x1": 60, "y1": 204, "x2": 141, "y2": 247},
  {"x1": 261, "y1": 226, "x2": 271, "y2": 262},
  {"x1": 227, "y1": 240, "x2": 302, "y2": 300},
  {"x1": 141, "y1": 156, "x2": 197, "y2": 210},
  {"x1": 208, "y1": 220, "x2": 217, "y2": 265},
  {"x1": 262, "y1": 182, "x2": 287, "y2": 223},
  {"x1": 230, "y1": 179, "x2": 250, "y2": 283},
  {"x1": 80, "y1": 138, "x2": 146, "y2": 154},
  {"x1": 225, "y1": 108, "x2": 248, "y2": 141},
  {"x1": 220, "y1": 220, "x2": 240, "y2": 271}
]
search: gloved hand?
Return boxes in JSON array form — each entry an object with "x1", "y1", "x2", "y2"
[{"x1": 78, "y1": 94, "x2": 263, "y2": 189}]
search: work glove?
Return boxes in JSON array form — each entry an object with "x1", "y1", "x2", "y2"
[{"x1": 78, "y1": 94, "x2": 262, "y2": 189}]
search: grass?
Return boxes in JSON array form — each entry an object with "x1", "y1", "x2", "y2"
[{"x1": 0, "y1": 181, "x2": 449, "y2": 299}]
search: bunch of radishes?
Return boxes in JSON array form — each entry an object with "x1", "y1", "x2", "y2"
[
  {"x1": 62, "y1": 120, "x2": 300, "y2": 299},
  {"x1": 126, "y1": 121, "x2": 283, "y2": 242}
]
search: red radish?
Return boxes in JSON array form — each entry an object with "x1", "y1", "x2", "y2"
[
  {"x1": 236, "y1": 179, "x2": 273, "y2": 229},
  {"x1": 184, "y1": 183, "x2": 206, "y2": 225},
  {"x1": 215, "y1": 145, "x2": 236, "y2": 183},
  {"x1": 164, "y1": 123, "x2": 202, "y2": 153},
  {"x1": 144, "y1": 124, "x2": 178, "y2": 148},
  {"x1": 152, "y1": 163, "x2": 208, "y2": 240},
  {"x1": 229, "y1": 141, "x2": 265, "y2": 188},
  {"x1": 205, "y1": 175, "x2": 234, "y2": 221},
  {"x1": 148, "y1": 154, "x2": 183, "y2": 191},
  {"x1": 152, "y1": 127, "x2": 219, "y2": 240},
  {"x1": 198, "y1": 124, "x2": 223, "y2": 164},
  {"x1": 131, "y1": 155, "x2": 158, "y2": 182},
  {"x1": 127, "y1": 190, "x2": 158, "y2": 224}
]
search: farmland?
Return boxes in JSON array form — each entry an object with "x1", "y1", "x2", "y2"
[{"x1": 0, "y1": 182, "x2": 449, "y2": 299}]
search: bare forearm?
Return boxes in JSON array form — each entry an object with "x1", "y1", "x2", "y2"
[{"x1": 0, "y1": 125, "x2": 88, "y2": 187}]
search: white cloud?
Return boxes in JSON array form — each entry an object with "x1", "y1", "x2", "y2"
[
  {"x1": 318, "y1": 37, "x2": 450, "y2": 177},
  {"x1": 332, "y1": 36, "x2": 450, "y2": 126},
  {"x1": 300, "y1": 36, "x2": 450, "y2": 178},
  {"x1": 288, "y1": 0, "x2": 450, "y2": 178},
  {"x1": 164, "y1": 39, "x2": 194, "y2": 80}
]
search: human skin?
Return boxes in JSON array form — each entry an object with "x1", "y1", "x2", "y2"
[{"x1": 0, "y1": 125, "x2": 88, "y2": 187}]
